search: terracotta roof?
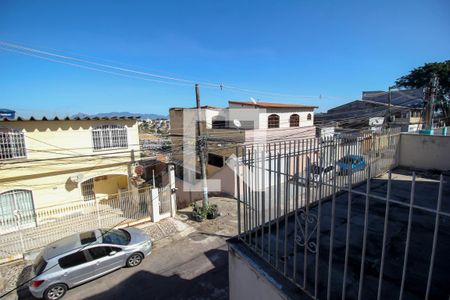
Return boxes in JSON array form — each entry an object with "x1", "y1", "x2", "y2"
[
  {"x1": 228, "y1": 101, "x2": 318, "y2": 109},
  {"x1": 0, "y1": 115, "x2": 140, "y2": 122},
  {"x1": 170, "y1": 105, "x2": 220, "y2": 111}
]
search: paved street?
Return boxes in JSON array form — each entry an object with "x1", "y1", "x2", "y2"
[{"x1": 1, "y1": 198, "x2": 237, "y2": 300}]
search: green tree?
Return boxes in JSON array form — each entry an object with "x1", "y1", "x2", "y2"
[
  {"x1": 396, "y1": 60, "x2": 450, "y2": 97},
  {"x1": 396, "y1": 61, "x2": 450, "y2": 118}
]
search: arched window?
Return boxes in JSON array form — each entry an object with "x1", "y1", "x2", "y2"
[
  {"x1": 289, "y1": 114, "x2": 300, "y2": 127},
  {"x1": 307, "y1": 113, "x2": 312, "y2": 121},
  {"x1": 0, "y1": 128, "x2": 26, "y2": 160},
  {"x1": 92, "y1": 124, "x2": 128, "y2": 150},
  {"x1": 268, "y1": 114, "x2": 280, "y2": 128}
]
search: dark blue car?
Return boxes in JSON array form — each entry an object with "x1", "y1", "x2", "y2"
[{"x1": 337, "y1": 155, "x2": 366, "y2": 174}]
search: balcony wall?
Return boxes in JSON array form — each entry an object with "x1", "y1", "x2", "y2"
[{"x1": 399, "y1": 133, "x2": 450, "y2": 171}]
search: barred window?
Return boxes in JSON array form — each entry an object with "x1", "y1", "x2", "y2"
[
  {"x1": 268, "y1": 114, "x2": 280, "y2": 128},
  {"x1": 81, "y1": 178, "x2": 95, "y2": 201},
  {"x1": 289, "y1": 114, "x2": 300, "y2": 127},
  {"x1": 92, "y1": 125, "x2": 128, "y2": 151},
  {"x1": 0, "y1": 128, "x2": 27, "y2": 160}
]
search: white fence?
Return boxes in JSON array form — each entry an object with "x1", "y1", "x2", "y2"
[{"x1": 0, "y1": 185, "x2": 173, "y2": 262}]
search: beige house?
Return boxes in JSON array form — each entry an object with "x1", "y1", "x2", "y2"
[
  {"x1": 0, "y1": 116, "x2": 141, "y2": 229},
  {"x1": 169, "y1": 101, "x2": 317, "y2": 203}
]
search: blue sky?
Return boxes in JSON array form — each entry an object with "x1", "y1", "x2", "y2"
[{"x1": 0, "y1": 0, "x2": 449, "y2": 117}]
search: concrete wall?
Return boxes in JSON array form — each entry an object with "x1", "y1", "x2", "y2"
[
  {"x1": 399, "y1": 133, "x2": 450, "y2": 171},
  {"x1": 229, "y1": 244, "x2": 288, "y2": 300}
]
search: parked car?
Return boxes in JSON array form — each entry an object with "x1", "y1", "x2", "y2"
[
  {"x1": 289, "y1": 164, "x2": 334, "y2": 186},
  {"x1": 337, "y1": 155, "x2": 366, "y2": 174},
  {"x1": 29, "y1": 228, "x2": 152, "y2": 300}
]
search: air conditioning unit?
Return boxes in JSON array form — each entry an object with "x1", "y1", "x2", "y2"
[{"x1": 70, "y1": 173, "x2": 84, "y2": 183}]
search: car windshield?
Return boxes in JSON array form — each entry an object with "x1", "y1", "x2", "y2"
[
  {"x1": 33, "y1": 254, "x2": 47, "y2": 276},
  {"x1": 100, "y1": 229, "x2": 131, "y2": 245}
]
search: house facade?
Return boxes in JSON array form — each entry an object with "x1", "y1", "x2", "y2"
[
  {"x1": 0, "y1": 116, "x2": 141, "y2": 229},
  {"x1": 169, "y1": 101, "x2": 317, "y2": 202}
]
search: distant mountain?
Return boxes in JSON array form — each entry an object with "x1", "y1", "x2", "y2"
[{"x1": 72, "y1": 112, "x2": 167, "y2": 120}]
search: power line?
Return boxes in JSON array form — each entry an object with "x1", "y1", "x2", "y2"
[{"x1": 0, "y1": 40, "x2": 346, "y2": 101}]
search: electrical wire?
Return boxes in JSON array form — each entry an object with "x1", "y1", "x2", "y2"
[{"x1": 0, "y1": 40, "x2": 346, "y2": 101}]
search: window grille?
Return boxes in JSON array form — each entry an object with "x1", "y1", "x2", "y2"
[
  {"x1": 0, "y1": 189, "x2": 35, "y2": 225},
  {"x1": 307, "y1": 113, "x2": 312, "y2": 120},
  {"x1": 81, "y1": 178, "x2": 95, "y2": 201},
  {"x1": 268, "y1": 114, "x2": 280, "y2": 128},
  {"x1": 289, "y1": 114, "x2": 300, "y2": 127},
  {"x1": 0, "y1": 128, "x2": 27, "y2": 160},
  {"x1": 92, "y1": 125, "x2": 128, "y2": 151}
]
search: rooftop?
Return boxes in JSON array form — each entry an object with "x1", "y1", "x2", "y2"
[
  {"x1": 0, "y1": 115, "x2": 140, "y2": 122},
  {"x1": 240, "y1": 168, "x2": 450, "y2": 299},
  {"x1": 229, "y1": 101, "x2": 318, "y2": 109},
  {"x1": 362, "y1": 89, "x2": 423, "y2": 108}
]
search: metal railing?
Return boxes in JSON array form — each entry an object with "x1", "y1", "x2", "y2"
[{"x1": 236, "y1": 129, "x2": 450, "y2": 299}]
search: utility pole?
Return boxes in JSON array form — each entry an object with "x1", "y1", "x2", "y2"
[
  {"x1": 421, "y1": 75, "x2": 439, "y2": 135},
  {"x1": 195, "y1": 83, "x2": 209, "y2": 207},
  {"x1": 387, "y1": 86, "x2": 392, "y2": 127}
]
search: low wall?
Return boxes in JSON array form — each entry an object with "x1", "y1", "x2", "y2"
[
  {"x1": 399, "y1": 133, "x2": 450, "y2": 171},
  {"x1": 228, "y1": 239, "x2": 308, "y2": 300}
]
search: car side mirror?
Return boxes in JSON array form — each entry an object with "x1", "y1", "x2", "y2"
[{"x1": 109, "y1": 251, "x2": 117, "y2": 256}]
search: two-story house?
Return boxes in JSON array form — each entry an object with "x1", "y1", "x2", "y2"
[
  {"x1": 0, "y1": 115, "x2": 140, "y2": 230},
  {"x1": 170, "y1": 101, "x2": 317, "y2": 202}
]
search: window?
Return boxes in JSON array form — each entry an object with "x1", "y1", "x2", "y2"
[
  {"x1": 33, "y1": 255, "x2": 47, "y2": 276},
  {"x1": 81, "y1": 178, "x2": 95, "y2": 201},
  {"x1": 100, "y1": 229, "x2": 131, "y2": 245},
  {"x1": 0, "y1": 189, "x2": 36, "y2": 226},
  {"x1": 88, "y1": 246, "x2": 121, "y2": 260},
  {"x1": 208, "y1": 153, "x2": 224, "y2": 168},
  {"x1": 92, "y1": 125, "x2": 128, "y2": 151},
  {"x1": 307, "y1": 113, "x2": 312, "y2": 121},
  {"x1": 289, "y1": 114, "x2": 299, "y2": 127},
  {"x1": 0, "y1": 128, "x2": 26, "y2": 160},
  {"x1": 59, "y1": 251, "x2": 88, "y2": 269},
  {"x1": 80, "y1": 231, "x2": 97, "y2": 244},
  {"x1": 268, "y1": 114, "x2": 280, "y2": 128}
]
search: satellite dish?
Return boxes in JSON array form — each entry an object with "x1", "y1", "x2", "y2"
[
  {"x1": 250, "y1": 97, "x2": 257, "y2": 104},
  {"x1": 233, "y1": 119, "x2": 242, "y2": 128}
]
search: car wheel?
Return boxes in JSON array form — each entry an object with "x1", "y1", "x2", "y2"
[
  {"x1": 44, "y1": 283, "x2": 67, "y2": 300},
  {"x1": 126, "y1": 253, "x2": 143, "y2": 267}
]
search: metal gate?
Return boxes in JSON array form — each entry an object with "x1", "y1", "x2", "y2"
[{"x1": 158, "y1": 185, "x2": 172, "y2": 217}]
